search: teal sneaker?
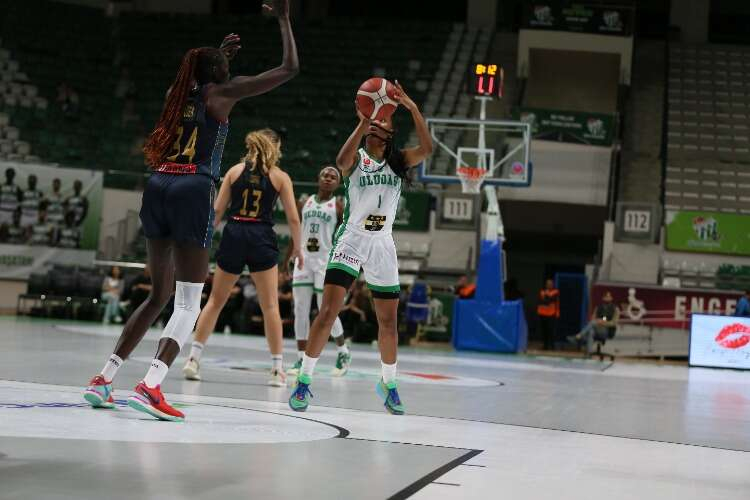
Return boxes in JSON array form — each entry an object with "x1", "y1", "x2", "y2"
[
  {"x1": 376, "y1": 379, "x2": 405, "y2": 415},
  {"x1": 288, "y1": 374, "x2": 313, "y2": 412},
  {"x1": 83, "y1": 375, "x2": 116, "y2": 409},
  {"x1": 331, "y1": 351, "x2": 351, "y2": 377},
  {"x1": 287, "y1": 358, "x2": 303, "y2": 377}
]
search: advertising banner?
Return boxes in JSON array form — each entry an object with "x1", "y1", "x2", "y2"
[
  {"x1": 516, "y1": 107, "x2": 615, "y2": 146},
  {"x1": 690, "y1": 314, "x2": 750, "y2": 370},
  {"x1": 665, "y1": 210, "x2": 750, "y2": 256},
  {"x1": 590, "y1": 282, "x2": 743, "y2": 330},
  {"x1": 0, "y1": 161, "x2": 103, "y2": 250},
  {"x1": 525, "y1": 2, "x2": 634, "y2": 36},
  {"x1": 0, "y1": 244, "x2": 95, "y2": 280}
]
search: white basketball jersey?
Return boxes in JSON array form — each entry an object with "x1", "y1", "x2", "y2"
[
  {"x1": 343, "y1": 148, "x2": 402, "y2": 235},
  {"x1": 301, "y1": 194, "x2": 338, "y2": 263}
]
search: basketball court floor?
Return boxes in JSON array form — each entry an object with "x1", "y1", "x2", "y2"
[{"x1": 0, "y1": 316, "x2": 748, "y2": 499}]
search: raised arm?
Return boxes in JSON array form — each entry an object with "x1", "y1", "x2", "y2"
[
  {"x1": 336, "y1": 110, "x2": 370, "y2": 175},
  {"x1": 275, "y1": 170, "x2": 303, "y2": 270},
  {"x1": 393, "y1": 81, "x2": 433, "y2": 168},
  {"x1": 211, "y1": 0, "x2": 298, "y2": 105}
]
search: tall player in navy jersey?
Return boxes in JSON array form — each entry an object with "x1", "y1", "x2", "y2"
[{"x1": 83, "y1": 0, "x2": 299, "y2": 422}]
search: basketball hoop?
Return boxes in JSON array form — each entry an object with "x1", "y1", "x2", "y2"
[{"x1": 457, "y1": 166, "x2": 488, "y2": 194}]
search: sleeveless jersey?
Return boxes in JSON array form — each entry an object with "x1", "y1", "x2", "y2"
[
  {"x1": 47, "y1": 192, "x2": 65, "y2": 224},
  {"x1": 58, "y1": 226, "x2": 80, "y2": 248},
  {"x1": 6, "y1": 224, "x2": 25, "y2": 245},
  {"x1": 0, "y1": 183, "x2": 19, "y2": 212},
  {"x1": 155, "y1": 85, "x2": 228, "y2": 181},
  {"x1": 20, "y1": 189, "x2": 43, "y2": 219},
  {"x1": 65, "y1": 194, "x2": 87, "y2": 224},
  {"x1": 342, "y1": 148, "x2": 402, "y2": 235},
  {"x1": 30, "y1": 223, "x2": 53, "y2": 246},
  {"x1": 226, "y1": 165, "x2": 279, "y2": 225},
  {"x1": 301, "y1": 194, "x2": 337, "y2": 259}
]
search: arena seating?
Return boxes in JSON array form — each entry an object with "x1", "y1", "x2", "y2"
[
  {"x1": 666, "y1": 43, "x2": 750, "y2": 214},
  {"x1": 0, "y1": 1, "x2": 452, "y2": 183}
]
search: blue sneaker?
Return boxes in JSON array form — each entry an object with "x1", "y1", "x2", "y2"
[
  {"x1": 376, "y1": 379, "x2": 405, "y2": 415},
  {"x1": 288, "y1": 374, "x2": 313, "y2": 412},
  {"x1": 83, "y1": 375, "x2": 116, "y2": 409}
]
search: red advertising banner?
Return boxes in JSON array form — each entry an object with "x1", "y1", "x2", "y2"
[{"x1": 590, "y1": 282, "x2": 743, "y2": 330}]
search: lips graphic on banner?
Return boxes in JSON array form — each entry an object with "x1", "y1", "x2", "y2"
[{"x1": 714, "y1": 323, "x2": 750, "y2": 349}]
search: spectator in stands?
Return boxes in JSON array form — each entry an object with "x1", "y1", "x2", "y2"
[
  {"x1": 736, "y1": 290, "x2": 750, "y2": 317},
  {"x1": 537, "y1": 278, "x2": 560, "y2": 350},
  {"x1": 56, "y1": 82, "x2": 79, "y2": 117},
  {"x1": 0, "y1": 207, "x2": 28, "y2": 244},
  {"x1": 0, "y1": 168, "x2": 21, "y2": 226},
  {"x1": 127, "y1": 266, "x2": 152, "y2": 316},
  {"x1": 568, "y1": 291, "x2": 619, "y2": 354},
  {"x1": 28, "y1": 207, "x2": 54, "y2": 246},
  {"x1": 102, "y1": 266, "x2": 124, "y2": 324},
  {"x1": 454, "y1": 274, "x2": 476, "y2": 299},
  {"x1": 341, "y1": 280, "x2": 376, "y2": 343},
  {"x1": 46, "y1": 178, "x2": 65, "y2": 227},
  {"x1": 56, "y1": 210, "x2": 81, "y2": 249},
  {"x1": 239, "y1": 275, "x2": 261, "y2": 334},
  {"x1": 65, "y1": 180, "x2": 88, "y2": 227}
]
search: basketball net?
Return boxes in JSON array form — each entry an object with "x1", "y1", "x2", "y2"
[{"x1": 456, "y1": 166, "x2": 488, "y2": 194}]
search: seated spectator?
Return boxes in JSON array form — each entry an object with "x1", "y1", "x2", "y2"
[
  {"x1": 736, "y1": 290, "x2": 750, "y2": 317},
  {"x1": 101, "y1": 266, "x2": 124, "y2": 324},
  {"x1": 569, "y1": 291, "x2": 620, "y2": 354},
  {"x1": 126, "y1": 266, "x2": 152, "y2": 316},
  {"x1": 454, "y1": 274, "x2": 476, "y2": 299},
  {"x1": 340, "y1": 280, "x2": 376, "y2": 343}
]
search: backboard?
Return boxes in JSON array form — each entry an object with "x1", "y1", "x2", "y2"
[{"x1": 418, "y1": 117, "x2": 532, "y2": 187}]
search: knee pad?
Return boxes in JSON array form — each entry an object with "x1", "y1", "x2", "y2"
[{"x1": 161, "y1": 281, "x2": 204, "y2": 348}]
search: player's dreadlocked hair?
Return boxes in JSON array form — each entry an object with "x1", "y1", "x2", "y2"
[
  {"x1": 369, "y1": 120, "x2": 410, "y2": 187},
  {"x1": 243, "y1": 129, "x2": 281, "y2": 177},
  {"x1": 143, "y1": 47, "x2": 225, "y2": 168}
]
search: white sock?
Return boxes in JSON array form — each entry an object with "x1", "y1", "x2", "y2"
[
  {"x1": 189, "y1": 341, "x2": 204, "y2": 362},
  {"x1": 100, "y1": 354, "x2": 123, "y2": 382},
  {"x1": 297, "y1": 350, "x2": 305, "y2": 361},
  {"x1": 143, "y1": 359, "x2": 169, "y2": 388},
  {"x1": 271, "y1": 354, "x2": 283, "y2": 372},
  {"x1": 337, "y1": 343, "x2": 349, "y2": 354},
  {"x1": 300, "y1": 353, "x2": 318, "y2": 379},
  {"x1": 381, "y1": 361, "x2": 397, "y2": 384}
]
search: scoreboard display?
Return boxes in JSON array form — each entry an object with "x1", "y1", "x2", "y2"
[{"x1": 467, "y1": 63, "x2": 504, "y2": 98}]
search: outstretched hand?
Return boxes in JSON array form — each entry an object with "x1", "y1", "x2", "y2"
[
  {"x1": 219, "y1": 33, "x2": 241, "y2": 60},
  {"x1": 393, "y1": 80, "x2": 417, "y2": 111},
  {"x1": 262, "y1": 0, "x2": 290, "y2": 18}
]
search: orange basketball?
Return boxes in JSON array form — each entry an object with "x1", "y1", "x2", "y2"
[{"x1": 355, "y1": 77, "x2": 399, "y2": 121}]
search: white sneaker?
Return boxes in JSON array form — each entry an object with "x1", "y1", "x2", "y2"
[
  {"x1": 268, "y1": 369, "x2": 287, "y2": 387},
  {"x1": 183, "y1": 358, "x2": 201, "y2": 381}
]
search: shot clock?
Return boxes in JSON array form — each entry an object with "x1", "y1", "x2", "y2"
[{"x1": 467, "y1": 63, "x2": 504, "y2": 98}]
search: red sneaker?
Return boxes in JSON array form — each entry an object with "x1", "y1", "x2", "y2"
[
  {"x1": 127, "y1": 381, "x2": 185, "y2": 422},
  {"x1": 83, "y1": 375, "x2": 116, "y2": 409}
]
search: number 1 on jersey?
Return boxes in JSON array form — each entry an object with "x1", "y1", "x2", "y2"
[{"x1": 378, "y1": 194, "x2": 382, "y2": 209}]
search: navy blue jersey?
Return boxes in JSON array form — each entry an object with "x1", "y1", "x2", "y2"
[
  {"x1": 155, "y1": 85, "x2": 228, "y2": 181},
  {"x1": 227, "y1": 164, "x2": 279, "y2": 225}
]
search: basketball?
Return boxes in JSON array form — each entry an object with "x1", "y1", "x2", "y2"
[{"x1": 355, "y1": 77, "x2": 399, "y2": 121}]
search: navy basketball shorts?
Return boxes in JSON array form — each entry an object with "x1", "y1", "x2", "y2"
[
  {"x1": 215, "y1": 221, "x2": 279, "y2": 274},
  {"x1": 140, "y1": 172, "x2": 216, "y2": 249}
]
